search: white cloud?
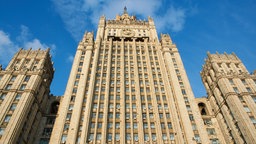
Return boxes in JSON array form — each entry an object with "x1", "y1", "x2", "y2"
[
  {"x1": 0, "y1": 26, "x2": 56, "y2": 66},
  {"x1": 155, "y1": 6, "x2": 186, "y2": 32},
  {"x1": 66, "y1": 55, "x2": 74, "y2": 63},
  {"x1": 0, "y1": 30, "x2": 19, "y2": 65},
  {"x1": 51, "y1": 0, "x2": 186, "y2": 41}
]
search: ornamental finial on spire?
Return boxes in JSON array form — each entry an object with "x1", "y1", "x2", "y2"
[{"x1": 124, "y1": 6, "x2": 127, "y2": 14}]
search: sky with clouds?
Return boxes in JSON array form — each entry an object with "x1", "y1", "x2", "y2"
[{"x1": 0, "y1": 0, "x2": 256, "y2": 97}]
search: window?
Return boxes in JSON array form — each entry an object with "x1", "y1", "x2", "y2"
[
  {"x1": 194, "y1": 134, "x2": 201, "y2": 143},
  {"x1": 107, "y1": 123, "x2": 112, "y2": 128},
  {"x1": 24, "y1": 76, "x2": 30, "y2": 82},
  {"x1": 233, "y1": 87, "x2": 239, "y2": 93},
  {"x1": 0, "y1": 127, "x2": 5, "y2": 136},
  {"x1": 186, "y1": 105, "x2": 191, "y2": 111},
  {"x1": 162, "y1": 133, "x2": 167, "y2": 140},
  {"x1": 134, "y1": 134, "x2": 138, "y2": 141},
  {"x1": 246, "y1": 87, "x2": 252, "y2": 93},
  {"x1": 150, "y1": 123, "x2": 155, "y2": 129},
  {"x1": 107, "y1": 134, "x2": 112, "y2": 141},
  {"x1": 168, "y1": 122, "x2": 172, "y2": 129},
  {"x1": 116, "y1": 123, "x2": 120, "y2": 129},
  {"x1": 108, "y1": 113, "x2": 113, "y2": 118},
  {"x1": 96, "y1": 133, "x2": 102, "y2": 140},
  {"x1": 152, "y1": 133, "x2": 157, "y2": 141},
  {"x1": 74, "y1": 81, "x2": 79, "y2": 86},
  {"x1": 0, "y1": 75, "x2": 2, "y2": 81},
  {"x1": 61, "y1": 134, "x2": 67, "y2": 143},
  {"x1": 68, "y1": 104, "x2": 74, "y2": 111},
  {"x1": 98, "y1": 113, "x2": 103, "y2": 118},
  {"x1": 144, "y1": 134, "x2": 149, "y2": 141},
  {"x1": 115, "y1": 133, "x2": 120, "y2": 141},
  {"x1": 72, "y1": 88, "x2": 77, "y2": 93},
  {"x1": 181, "y1": 89, "x2": 186, "y2": 95},
  {"x1": 192, "y1": 124, "x2": 197, "y2": 130},
  {"x1": 252, "y1": 95, "x2": 256, "y2": 103},
  {"x1": 88, "y1": 133, "x2": 94, "y2": 141},
  {"x1": 161, "y1": 123, "x2": 165, "y2": 129},
  {"x1": 204, "y1": 119, "x2": 212, "y2": 125},
  {"x1": 126, "y1": 123, "x2": 131, "y2": 129},
  {"x1": 211, "y1": 139, "x2": 220, "y2": 144},
  {"x1": 64, "y1": 123, "x2": 69, "y2": 131},
  {"x1": 66, "y1": 113, "x2": 71, "y2": 121},
  {"x1": 170, "y1": 133, "x2": 175, "y2": 140},
  {"x1": 143, "y1": 123, "x2": 148, "y2": 129},
  {"x1": 126, "y1": 134, "x2": 131, "y2": 140},
  {"x1": 189, "y1": 114, "x2": 194, "y2": 121},
  {"x1": 15, "y1": 93, "x2": 21, "y2": 100},
  {"x1": 207, "y1": 128, "x2": 216, "y2": 135},
  {"x1": 116, "y1": 113, "x2": 120, "y2": 119},
  {"x1": 5, "y1": 84, "x2": 12, "y2": 90},
  {"x1": 166, "y1": 113, "x2": 170, "y2": 118},
  {"x1": 10, "y1": 104, "x2": 17, "y2": 111},
  {"x1": 42, "y1": 128, "x2": 52, "y2": 136},
  {"x1": 133, "y1": 123, "x2": 138, "y2": 129},
  {"x1": 10, "y1": 76, "x2": 16, "y2": 82},
  {"x1": 244, "y1": 106, "x2": 250, "y2": 112},
  {"x1": 4, "y1": 115, "x2": 11, "y2": 122},
  {"x1": 250, "y1": 116, "x2": 256, "y2": 124},
  {"x1": 39, "y1": 138, "x2": 49, "y2": 144},
  {"x1": 241, "y1": 79, "x2": 246, "y2": 84},
  {"x1": 0, "y1": 93, "x2": 7, "y2": 100},
  {"x1": 229, "y1": 79, "x2": 234, "y2": 85},
  {"x1": 19, "y1": 84, "x2": 26, "y2": 91},
  {"x1": 71, "y1": 96, "x2": 75, "y2": 102},
  {"x1": 46, "y1": 118, "x2": 55, "y2": 125}
]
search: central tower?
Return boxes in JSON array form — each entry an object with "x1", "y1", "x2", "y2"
[{"x1": 50, "y1": 8, "x2": 213, "y2": 144}]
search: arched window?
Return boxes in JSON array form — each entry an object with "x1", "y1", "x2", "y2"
[{"x1": 198, "y1": 103, "x2": 208, "y2": 115}]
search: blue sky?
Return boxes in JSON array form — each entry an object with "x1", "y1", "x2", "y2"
[{"x1": 0, "y1": 0, "x2": 255, "y2": 97}]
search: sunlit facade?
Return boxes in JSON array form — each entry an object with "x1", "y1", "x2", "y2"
[
  {"x1": 0, "y1": 49, "x2": 54, "y2": 144},
  {"x1": 50, "y1": 8, "x2": 215, "y2": 144},
  {"x1": 201, "y1": 52, "x2": 256, "y2": 144}
]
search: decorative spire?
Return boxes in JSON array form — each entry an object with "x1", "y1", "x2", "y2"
[{"x1": 124, "y1": 6, "x2": 127, "y2": 14}]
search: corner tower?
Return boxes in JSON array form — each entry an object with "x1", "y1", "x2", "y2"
[
  {"x1": 0, "y1": 48, "x2": 54, "y2": 143},
  {"x1": 201, "y1": 52, "x2": 256, "y2": 144}
]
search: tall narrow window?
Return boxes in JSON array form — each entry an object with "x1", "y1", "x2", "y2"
[
  {"x1": 5, "y1": 84, "x2": 12, "y2": 90},
  {"x1": 0, "y1": 93, "x2": 7, "y2": 100},
  {"x1": 4, "y1": 115, "x2": 11, "y2": 122},
  {"x1": 10, "y1": 76, "x2": 16, "y2": 82},
  {"x1": 0, "y1": 127, "x2": 5, "y2": 136},
  {"x1": 233, "y1": 87, "x2": 239, "y2": 93},
  {"x1": 19, "y1": 84, "x2": 26, "y2": 91},
  {"x1": 10, "y1": 104, "x2": 17, "y2": 111},
  {"x1": 24, "y1": 76, "x2": 30, "y2": 82}
]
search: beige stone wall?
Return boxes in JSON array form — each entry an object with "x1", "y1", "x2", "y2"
[
  {"x1": 50, "y1": 10, "x2": 215, "y2": 144},
  {"x1": 0, "y1": 48, "x2": 54, "y2": 143},
  {"x1": 201, "y1": 52, "x2": 256, "y2": 144}
]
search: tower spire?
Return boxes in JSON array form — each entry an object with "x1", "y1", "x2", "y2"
[{"x1": 124, "y1": 6, "x2": 127, "y2": 14}]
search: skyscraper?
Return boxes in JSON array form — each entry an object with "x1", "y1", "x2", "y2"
[
  {"x1": 201, "y1": 52, "x2": 256, "y2": 144},
  {"x1": 50, "y1": 8, "x2": 219, "y2": 144},
  {"x1": 0, "y1": 48, "x2": 54, "y2": 143}
]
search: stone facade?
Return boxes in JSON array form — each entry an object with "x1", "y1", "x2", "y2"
[
  {"x1": 0, "y1": 48, "x2": 54, "y2": 143},
  {"x1": 1, "y1": 8, "x2": 255, "y2": 144},
  {"x1": 50, "y1": 8, "x2": 214, "y2": 144},
  {"x1": 201, "y1": 52, "x2": 256, "y2": 144},
  {"x1": 35, "y1": 95, "x2": 62, "y2": 144}
]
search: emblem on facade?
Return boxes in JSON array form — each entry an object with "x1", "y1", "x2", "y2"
[{"x1": 122, "y1": 29, "x2": 135, "y2": 37}]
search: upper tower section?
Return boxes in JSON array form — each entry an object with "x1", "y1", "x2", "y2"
[
  {"x1": 96, "y1": 7, "x2": 158, "y2": 42},
  {"x1": 115, "y1": 6, "x2": 137, "y2": 21}
]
